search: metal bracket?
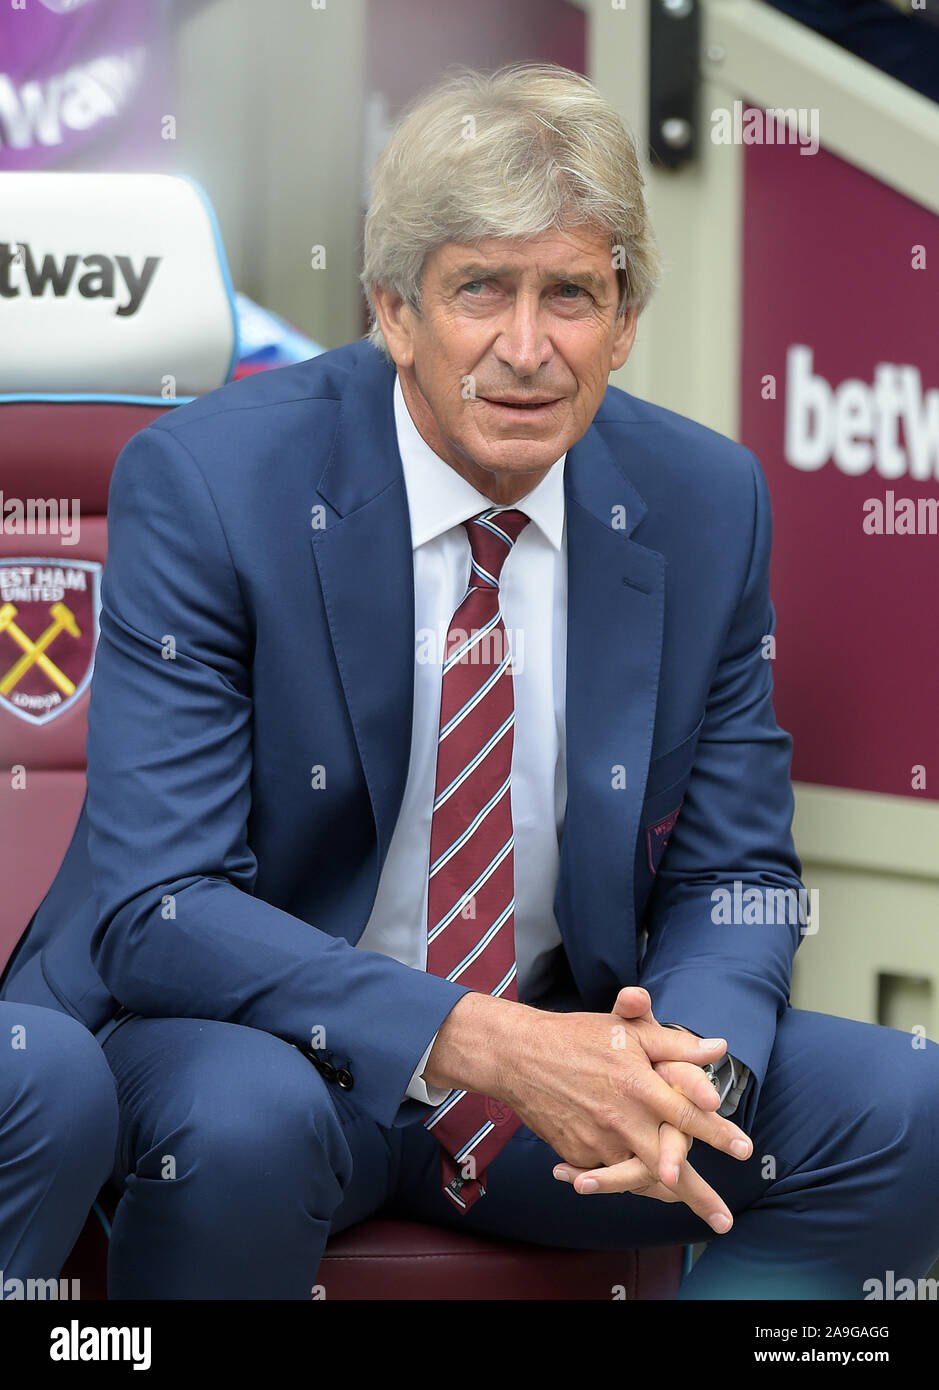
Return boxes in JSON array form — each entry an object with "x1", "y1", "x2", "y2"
[{"x1": 649, "y1": 0, "x2": 701, "y2": 169}]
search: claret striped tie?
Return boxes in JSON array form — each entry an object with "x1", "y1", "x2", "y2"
[{"x1": 423, "y1": 506, "x2": 530, "y2": 1211}]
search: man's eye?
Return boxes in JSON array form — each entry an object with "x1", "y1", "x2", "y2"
[{"x1": 459, "y1": 280, "x2": 586, "y2": 298}]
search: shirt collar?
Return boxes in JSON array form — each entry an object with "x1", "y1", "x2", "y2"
[{"x1": 393, "y1": 372, "x2": 566, "y2": 552}]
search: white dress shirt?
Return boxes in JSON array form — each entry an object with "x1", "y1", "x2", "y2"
[{"x1": 354, "y1": 373, "x2": 568, "y2": 1103}]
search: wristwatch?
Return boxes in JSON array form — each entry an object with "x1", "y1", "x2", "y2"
[{"x1": 660, "y1": 1022, "x2": 750, "y2": 1118}]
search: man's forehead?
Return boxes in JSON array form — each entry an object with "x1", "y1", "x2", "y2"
[{"x1": 435, "y1": 235, "x2": 615, "y2": 289}]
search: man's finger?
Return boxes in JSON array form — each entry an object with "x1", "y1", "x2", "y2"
[
  {"x1": 638, "y1": 1028, "x2": 729, "y2": 1066},
  {"x1": 612, "y1": 986, "x2": 655, "y2": 1022},
  {"x1": 653, "y1": 1059, "x2": 723, "y2": 1113},
  {"x1": 609, "y1": 991, "x2": 729, "y2": 1080},
  {"x1": 554, "y1": 1154, "x2": 734, "y2": 1234},
  {"x1": 632, "y1": 1067, "x2": 752, "y2": 1161},
  {"x1": 554, "y1": 1157, "x2": 676, "y2": 1201},
  {"x1": 656, "y1": 1121, "x2": 692, "y2": 1188}
]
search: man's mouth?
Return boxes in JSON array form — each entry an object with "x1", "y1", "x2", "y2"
[{"x1": 480, "y1": 397, "x2": 561, "y2": 413}]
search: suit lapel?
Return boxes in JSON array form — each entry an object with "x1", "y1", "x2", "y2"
[
  {"x1": 310, "y1": 347, "x2": 415, "y2": 870},
  {"x1": 556, "y1": 424, "x2": 666, "y2": 1010}
]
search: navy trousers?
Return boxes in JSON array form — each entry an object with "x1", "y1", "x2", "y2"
[
  {"x1": 98, "y1": 1004, "x2": 939, "y2": 1300},
  {"x1": 0, "y1": 1002, "x2": 118, "y2": 1285}
]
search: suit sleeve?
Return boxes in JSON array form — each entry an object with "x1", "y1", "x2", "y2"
[
  {"x1": 86, "y1": 422, "x2": 470, "y2": 1129},
  {"x1": 637, "y1": 449, "x2": 805, "y2": 1132}
]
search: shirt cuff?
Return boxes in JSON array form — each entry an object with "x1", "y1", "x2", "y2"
[
  {"x1": 716, "y1": 1053, "x2": 751, "y2": 1117},
  {"x1": 404, "y1": 1031, "x2": 451, "y2": 1106}
]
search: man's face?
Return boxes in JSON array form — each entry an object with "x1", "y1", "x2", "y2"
[{"x1": 373, "y1": 225, "x2": 638, "y2": 504}]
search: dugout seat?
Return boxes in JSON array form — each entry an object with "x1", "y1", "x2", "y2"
[
  {"x1": 0, "y1": 172, "x2": 684, "y2": 1301},
  {"x1": 0, "y1": 172, "x2": 237, "y2": 964}
]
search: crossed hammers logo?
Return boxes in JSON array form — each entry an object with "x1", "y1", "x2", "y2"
[{"x1": 0, "y1": 600, "x2": 81, "y2": 697}]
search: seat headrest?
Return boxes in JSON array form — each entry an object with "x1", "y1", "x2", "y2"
[{"x1": 0, "y1": 172, "x2": 238, "y2": 403}]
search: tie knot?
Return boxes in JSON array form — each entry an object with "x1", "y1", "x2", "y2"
[{"x1": 463, "y1": 508, "x2": 530, "y2": 589}]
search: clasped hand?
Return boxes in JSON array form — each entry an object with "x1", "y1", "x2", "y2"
[{"x1": 509, "y1": 987, "x2": 753, "y2": 1235}]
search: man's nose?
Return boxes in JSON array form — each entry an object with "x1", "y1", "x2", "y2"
[{"x1": 492, "y1": 297, "x2": 553, "y2": 375}]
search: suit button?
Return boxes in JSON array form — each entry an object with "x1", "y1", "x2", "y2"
[
  {"x1": 319, "y1": 1062, "x2": 337, "y2": 1082},
  {"x1": 336, "y1": 1068, "x2": 354, "y2": 1090}
]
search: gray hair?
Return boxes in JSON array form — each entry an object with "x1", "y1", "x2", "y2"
[{"x1": 360, "y1": 62, "x2": 661, "y2": 362}]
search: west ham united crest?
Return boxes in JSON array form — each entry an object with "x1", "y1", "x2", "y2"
[{"x1": 0, "y1": 558, "x2": 102, "y2": 726}]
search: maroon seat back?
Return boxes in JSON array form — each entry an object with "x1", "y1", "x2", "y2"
[{"x1": 0, "y1": 403, "x2": 172, "y2": 968}]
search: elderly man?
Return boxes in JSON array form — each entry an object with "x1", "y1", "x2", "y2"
[{"x1": 2, "y1": 62, "x2": 938, "y2": 1300}]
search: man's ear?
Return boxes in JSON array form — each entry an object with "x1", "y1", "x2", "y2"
[
  {"x1": 372, "y1": 285, "x2": 417, "y2": 369},
  {"x1": 610, "y1": 306, "x2": 639, "y2": 372}
]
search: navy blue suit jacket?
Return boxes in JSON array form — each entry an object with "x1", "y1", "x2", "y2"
[{"x1": 1, "y1": 339, "x2": 804, "y2": 1132}]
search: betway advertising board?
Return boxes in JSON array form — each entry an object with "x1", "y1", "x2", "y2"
[{"x1": 740, "y1": 129, "x2": 937, "y2": 802}]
